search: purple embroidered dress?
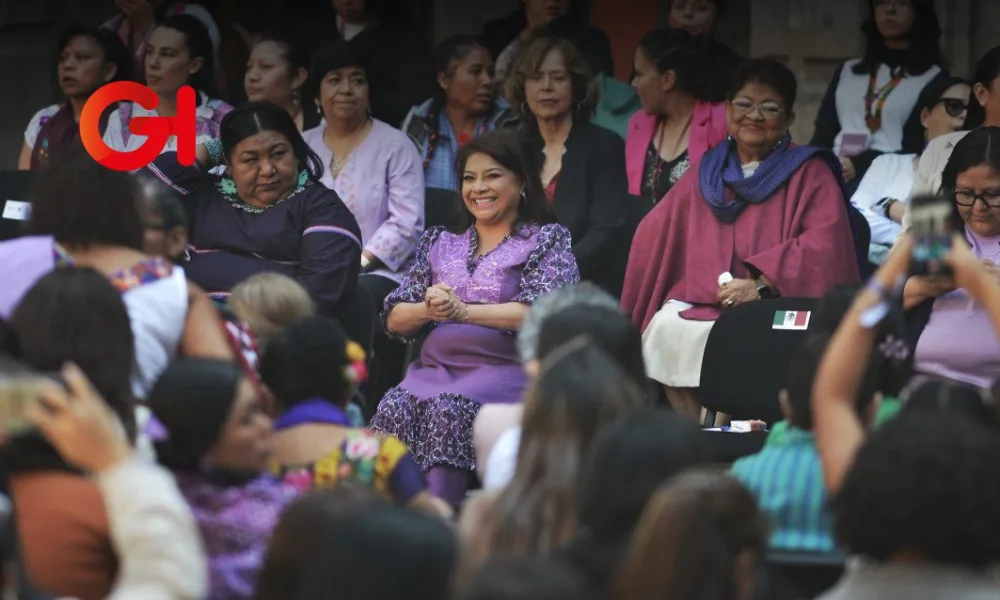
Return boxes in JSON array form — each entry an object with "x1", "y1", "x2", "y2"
[
  {"x1": 174, "y1": 473, "x2": 298, "y2": 600},
  {"x1": 369, "y1": 223, "x2": 579, "y2": 500}
]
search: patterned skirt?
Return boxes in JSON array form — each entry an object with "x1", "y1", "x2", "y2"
[{"x1": 370, "y1": 323, "x2": 526, "y2": 471}]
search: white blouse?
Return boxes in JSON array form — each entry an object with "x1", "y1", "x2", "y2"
[
  {"x1": 850, "y1": 152, "x2": 915, "y2": 248},
  {"x1": 102, "y1": 93, "x2": 232, "y2": 156},
  {"x1": 833, "y1": 60, "x2": 942, "y2": 155},
  {"x1": 123, "y1": 266, "x2": 188, "y2": 400}
]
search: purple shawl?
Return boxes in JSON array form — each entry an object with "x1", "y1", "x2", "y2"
[{"x1": 698, "y1": 134, "x2": 839, "y2": 223}]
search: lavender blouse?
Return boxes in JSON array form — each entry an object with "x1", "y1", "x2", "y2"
[
  {"x1": 914, "y1": 227, "x2": 1000, "y2": 388},
  {"x1": 383, "y1": 222, "x2": 580, "y2": 326},
  {"x1": 303, "y1": 120, "x2": 425, "y2": 282}
]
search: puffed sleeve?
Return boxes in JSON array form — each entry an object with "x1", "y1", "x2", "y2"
[
  {"x1": 298, "y1": 188, "x2": 364, "y2": 315},
  {"x1": 514, "y1": 223, "x2": 581, "y2": 304},
  {"x1": 380, "y1": 226, "x2": 446, "y2": 339}
]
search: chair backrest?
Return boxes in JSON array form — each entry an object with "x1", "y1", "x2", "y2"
[
  {"x1": 767, "y1": 551, "x2": 846, "y2": 599},
  {"x1": 337, "y1": 284, "x2": 376, "y2": 358},
  {"x1": 424, "y1": 187, "x2": 456, "y2": 230},
  {"x1": 699, "y1": 297, "x2": 820, "y2": 423},
  {"x1": 0, "y1": 171, "x2": 37, "y2": 242}
]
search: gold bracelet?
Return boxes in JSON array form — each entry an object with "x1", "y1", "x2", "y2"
[{"x1": 459, "y1": 303, "x2": 470, "y2": 323}]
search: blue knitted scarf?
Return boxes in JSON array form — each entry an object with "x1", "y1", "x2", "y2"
[{"x1": 698, "y1": 134, "x2": 843, "y2": 223}]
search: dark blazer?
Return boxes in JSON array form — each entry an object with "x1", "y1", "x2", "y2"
[{"x1": 525, "y1": 121, "x2": 630, "y2": 297}]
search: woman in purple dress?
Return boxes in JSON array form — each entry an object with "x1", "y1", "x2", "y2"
[
  {"x1": 142, "y1": 101, "x2": 363, "y2": 316},
  {"x1": 148, "y1": 358, "x2": 298, "y2": 600},
  {"x1": 370, "y1": 130, "x2": 580, "y2": 505}
]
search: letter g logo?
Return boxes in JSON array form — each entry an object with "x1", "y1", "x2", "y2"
[{"x1": 80, "y1": 82, "x2": 197, "y2": 172}]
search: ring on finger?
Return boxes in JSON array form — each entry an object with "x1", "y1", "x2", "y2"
[{"x1": 726, "y1": 299, "x2": 735, "y2": 307}]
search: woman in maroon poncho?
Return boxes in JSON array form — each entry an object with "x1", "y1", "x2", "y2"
[{"x1": 621, "y1": 59, "x2": 860, "y2": 418}]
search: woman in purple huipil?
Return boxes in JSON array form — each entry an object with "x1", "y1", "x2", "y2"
[
  {"x1": 370, "y1": 130, "x2": 580, "y2": 505},
  {"x1": 148, "y1": 358, "x2": 297, "y2": 600}
]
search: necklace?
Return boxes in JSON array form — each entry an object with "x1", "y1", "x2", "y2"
[
  {"x1": 864, "y1": 67, "x2": 905, "y2": 133},
  {"x1": 646, "y1": 114, "x2": 693, "y2": 199},
  {"x1": 326, "y1": 118, "x2": 371, "y2": 179}
]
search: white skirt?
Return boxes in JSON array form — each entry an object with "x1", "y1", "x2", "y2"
[{"x1": 642, "y1": 300, "x2": 717, "y2": 388}]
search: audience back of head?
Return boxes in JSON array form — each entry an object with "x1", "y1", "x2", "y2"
[
  {"x1": 565, "y1": 409, "x2": 707, "y2": 592},
  {"x1": 615, "y1": 469, "x2": 769, "y2": 600},
  {"x1": 294, "y1": 504, "x2": 457, "y2": 600},
  {"x1": 5, "y1": 267, "x2": 136, "y2": 473},
  {"x1": 254, "y1": 487, "x2": 385, "y2": 600},
  {"x1": 784, "y1": 334, "x2": 881, "y2": 430},
  {"x1": 486, "y1": 341, "x2": 647, "y2": 558},
  {"x1": 229, "y1": 272, "x2": 315, "y2": 351},
  {"x1": 462, "y1": 558, "x2": 597, "y2": 600},
  {"x1": 517, "y1": 282, "x2": 620, "y2": 364},
  {"x1": 27, "y1": 149, "x2": 144, "y2": 251},
  {"x1": 832, "y1": 409, "x2": 1000, "y2": 567},
  {"x1": 259, "y1": 315, "x2": 357, "y2": 411}
]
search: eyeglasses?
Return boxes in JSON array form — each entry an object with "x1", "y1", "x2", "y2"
[
  {"x1": 933, "y1": 98, "x2": 968, "y2": 118},
  {"x1": 730, "y1": 99, "x2": 784, "y2": 120},
  {"x1": 950, "y1": 190, "x2": 1000, "y2": 208}
]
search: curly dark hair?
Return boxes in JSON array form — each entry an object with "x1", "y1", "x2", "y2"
[
  {"x1": 26, "y1": 148, "x2": 144, "y2": 250},
  {"x1": 505, "y1": 36, "x2": 599, "y2": 123},
  {"x1": 832, "y1": 409, "x2": 1000, "y2": 566},
  {"x1": 452, "y1": 129, "x2": 556, "y2": 233}
]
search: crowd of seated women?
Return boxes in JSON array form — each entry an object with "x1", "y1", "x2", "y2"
[{"x1": 3, "y1": 0, "x2": 1000, "y2": 597}]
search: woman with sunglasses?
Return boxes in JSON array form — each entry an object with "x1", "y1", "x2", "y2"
[
  {"x1": 901, "y1": 45, "x2": 1000, "y2": 232},
  {"x1": 851, "y1": 76, "x2": 969, "y2": 263}
]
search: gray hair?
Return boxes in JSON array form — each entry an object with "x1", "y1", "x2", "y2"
[{"x1": 517, "y1": 282, "x2": 621, "y2": 364}]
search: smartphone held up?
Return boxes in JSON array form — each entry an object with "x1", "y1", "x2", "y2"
[
  {"x1": 908, "y1": 193, "x2": 960, "y2": 277},
  {"x1": 0, "y1": 360, "x2": 63, "y2": 437}
]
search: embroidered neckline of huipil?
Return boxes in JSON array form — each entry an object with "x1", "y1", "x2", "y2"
[
  {"x1": 216, "y1": 170, "x2": 312, "y2": 214},
  {"x1": 465, "y1": 223, "x2": 534, "y2": 275}
]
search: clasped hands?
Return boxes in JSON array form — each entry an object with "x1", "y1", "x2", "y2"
[{"x1": 425, "y1": 283, "x2": 468, "y2": 323}]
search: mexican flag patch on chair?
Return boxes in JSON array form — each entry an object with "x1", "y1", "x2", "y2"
[{"x1": 772, "y1": 310, "x2": 811, "y2": 330}]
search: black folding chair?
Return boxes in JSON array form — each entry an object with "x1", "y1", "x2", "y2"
[
  {"x1": 0, "y1": 170, "x2": 38, "y2": 242},
  {"x1": 767, "y1": 550, "x2": 846, "y2": 599},
  {"x1": 424, "y1": 187, "x2": 457, "y2": 230},
  {"x1": 698, "y1": 297, "x2": 820, "y2": 462},
  {"x1": 338, "y1": 284, "x2": 376, "y2": 358}
]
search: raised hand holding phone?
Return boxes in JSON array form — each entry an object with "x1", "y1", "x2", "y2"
[
  {"x1": 25, "y1": 363, "x2": 129, "y2": 473},
  {"x1": 908, "y1": 193, "x2": 958, "y2": 277}
]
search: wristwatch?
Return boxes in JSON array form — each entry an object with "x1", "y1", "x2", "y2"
[
  {"x1": 875, "y1": 197, "x2": 898, "y2": 218},
  {"x1": 756, "y1": 280, "x2": 774, "y2": 299}
]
